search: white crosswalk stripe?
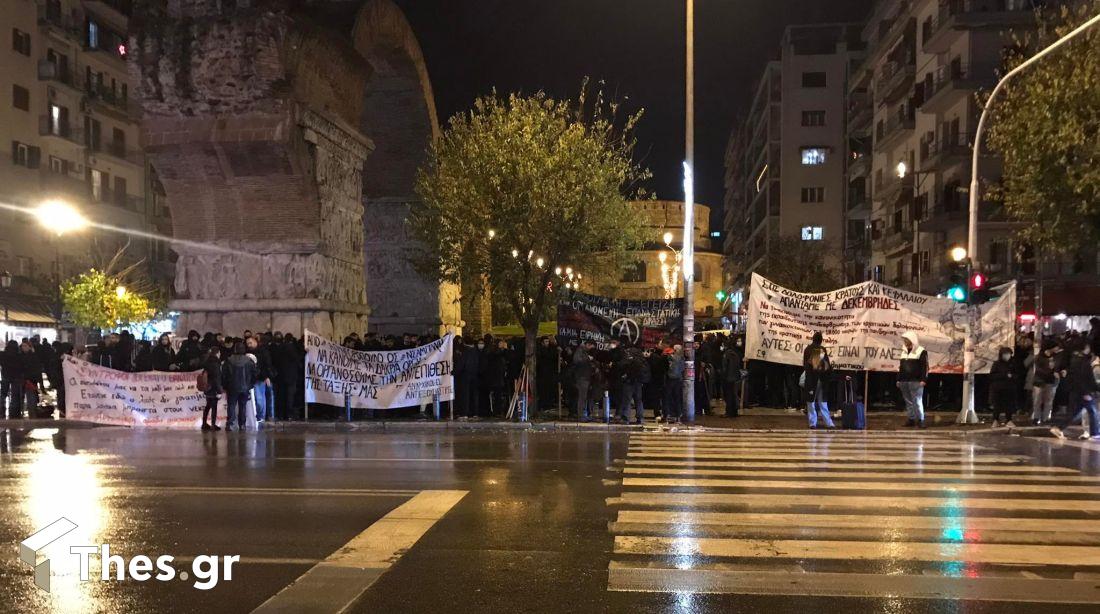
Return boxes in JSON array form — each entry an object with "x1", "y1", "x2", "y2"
[{"x1": 607, "y1": 431, "x2": 1100, "y2": 603}]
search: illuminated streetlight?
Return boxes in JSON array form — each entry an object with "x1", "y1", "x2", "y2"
[
  {"x1": 949, "y1": 246, "x2": 968, "y2": 263},
  {"x1": 511, "y1": 249, "x2": 519, "y2": 258},
  {"x1": 662, "y1": 231, "x2": 674, "y2": 246},
  {"x1": 565, "y1": 267, "x2": 573, "y2": 276},
  {"x1": 35, "y1": 199, "x2": 88, "y2": 235},
  {"x1": 488, "y1": 229, "x2": 496, "y2": 239},
  {"x1": 554, "y1": 266, "x2": 562, "y2": 275},
  {"x1": 115, "y1": 285, "x2": 127, "y2": 298},
  {"x1": 895, "y1": 160, "x2": 908, "y2": 179},
  {"x1": 658, "y1": 251, "x2": 667, "y2": 263},
  {"x1": 535, "y1": 257, "x2": 544, "y2": 268}
]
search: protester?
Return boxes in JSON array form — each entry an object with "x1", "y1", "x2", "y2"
[
  {"x1": 20, "y1": 340, "x2": 43, "y2": 415},
  {"x1": 454, "y1": 336, "x2": 481, "y2": 420},
  {"x1": 665, "y1": 344, "x2": 685, "y2": 422},
  {"x1": 646, "y1": 342, "x2": 668, "y2": 421},
  {"x1": 897, "y1": 331, "x2": 928, "y2": 429},
  {"x1": 1, "y1": 340, "x2": 24, "y2": 418},
  {"x1": 536, "y1": 336, "x2": 558, "y2": 410},
  {"x1": 572, "y1": 341, "x2": 594, "y2": 421},
  {"x1": 221, "y1": 342, "x2": 257, "y2": 431},
  {"x1": 1052, "y1": 339, "x2": 1100, "y2": 441},
  {"x1": 273, "y1": 333, "x2": 302, "y2": 421},
  {"x1": 802, "y1": 332, "x2": 835, "y2": 429},
  {"x1": 1031, "y1": 339, "x2": 1061, "y2": 425},
  {"x1": 989, "y1": 347, "x2": 1018, "y2": 427},
  {"x1": 722, "y1": 336, "x2": 744, "y2": 418},
  {"x1": 618, "y1": 344, "x2": 648, "y2": 424},
  {"x1": 246, "y1": 335, "x2": 276, "y2": 423},
  {"x1": 151, "y1": 333, "x2": 177, "y2": 371},
  {"x1": 200, "y1": 348, "x2": 223, "y2": 431}
]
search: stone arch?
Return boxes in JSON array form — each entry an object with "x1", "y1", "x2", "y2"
[{"x1": 352, "y1": 0, "x2": 460, "y2": 335}]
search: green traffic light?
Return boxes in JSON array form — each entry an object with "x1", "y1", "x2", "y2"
[
  {"x1": 716, "y1": 290, "x2": 726, "y2": 301},
  {"x1": 947, "y1": 286, "x2": 967, "y2": 302}
]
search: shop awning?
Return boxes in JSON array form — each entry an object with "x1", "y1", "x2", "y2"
[{"x1": 0, "y1": 295, "x2": 58, "y2": 326}]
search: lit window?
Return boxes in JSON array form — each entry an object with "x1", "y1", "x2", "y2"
[
  {"x1": 801, "y1": 226, "x2": 824, "y2": 241},
  {"x1": 801, "y1": 147, "x2": 828, "y2": 165},
  {"x1": 87, "y1": 22, "x2": 99, "y2": 49}
]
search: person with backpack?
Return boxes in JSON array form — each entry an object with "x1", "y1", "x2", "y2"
[
  {"x1": 221, "y1": 342, "x2": 258, "y2": 431},
  {"x1": 199, "y1": 348, "x2": 223, "y2": 431},
  {"x1": 897, "y1": 331, "x2": 929, "y2": 429},
  {"x1": 802, "y1": 331, "x2": 835, "y2": 429},
  {"x1": 618, "y1": 344, "x2": 649, "y2": 425}
]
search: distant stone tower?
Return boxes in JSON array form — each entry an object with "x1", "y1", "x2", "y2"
[{"x1": 131, "y1": 0, "x2": 459, "y2": 338}]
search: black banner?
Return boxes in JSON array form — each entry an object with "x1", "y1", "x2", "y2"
[{"x1": 557, "y1": 291, "x2": 684, "y2": 350}]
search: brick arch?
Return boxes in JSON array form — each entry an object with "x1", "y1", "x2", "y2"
[{"x1": 352, "y1": 0, "x2": 439, "y2": 199}]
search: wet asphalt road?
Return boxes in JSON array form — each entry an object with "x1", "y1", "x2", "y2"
[{"x1": 1, "y1": 425, "x2": 1099, "y2": 613}]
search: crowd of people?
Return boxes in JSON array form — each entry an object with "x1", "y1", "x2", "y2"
[{"x1": 2, "y1": 318, "x2": 1097, "y2": 439}]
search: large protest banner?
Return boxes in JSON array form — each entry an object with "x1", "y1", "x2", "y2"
[
  {"x1": 64, "y1": 355, "x2": 206, "y2": 427},
  {"x1": 745, "y1": 273, "x2": 1016, "y2": 374},
  {"x1": 557, "y1": 291, "x2": 684, "y2": 350},
  {"x1": 304, "y1": 331, "x2": 454, "y2": 409}
]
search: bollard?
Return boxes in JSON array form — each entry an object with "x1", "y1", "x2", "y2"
[
  {"x1": 345, "y1": 390, "x2": 352, "y2": 422},
  {"x1": 433, "y1": 393, "x2": 441, "y2": 421},
  {"x1": 603, "y1": 390, "x2": 611, "y2": 424}
]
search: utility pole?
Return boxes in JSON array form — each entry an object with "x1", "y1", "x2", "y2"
[{"x1": 681, "y1": 0, "x2": 696, "y2": 424}]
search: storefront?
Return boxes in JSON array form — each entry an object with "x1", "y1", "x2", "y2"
[{"x1": 0, "y1": 294, "x2": 60, "y2": 343}]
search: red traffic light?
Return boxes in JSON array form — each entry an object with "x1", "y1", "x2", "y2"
[{"x1": 971, "y1": 272, "x2": 985, "y2": 289}]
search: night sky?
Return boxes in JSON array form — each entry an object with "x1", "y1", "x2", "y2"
[{"x1": 394, "y1": 0, "x2": 874, "y2": 228}]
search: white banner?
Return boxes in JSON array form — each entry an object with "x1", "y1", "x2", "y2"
[
  {"x1": 63, "y1": 355, "x2": 206, "y2": 428},
  {"x1": 745, "y1": 273, "x2": 1016, "y2": 374},
  {"x1": 303, "y1": 331, "x2": 455, "y2": 409}
]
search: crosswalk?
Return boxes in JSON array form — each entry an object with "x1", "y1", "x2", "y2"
[{"x1": 606, "y1": 430, "x2": 1100, "y2": 603}]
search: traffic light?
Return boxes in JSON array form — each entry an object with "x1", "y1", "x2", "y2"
[
  {"x1": 947, "y1": 285, "x2": 967, "y2": 302},
  {"x1": 969, "y1": 270, "x2": 991, "y2": 305},
  {"x1": 947, "y1": 258, "x2": 968, "y2": 303}
]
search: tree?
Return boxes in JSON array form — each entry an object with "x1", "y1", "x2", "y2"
[
  {"x1": 412, "y1": 83, "x2": 650, "y2": 409},
  {"x1": 733, "y1": 236, "x2": 843, "y2": 293},
  {"x1": 986, "y1": 1, "x2": 1100, "y2": 255},
  {"x1": 60, "y1": 245, "x2": 161, "y2": 330}
]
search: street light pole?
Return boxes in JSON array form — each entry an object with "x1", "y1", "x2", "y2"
[
  {"x1": 681, "y1": 0, "x2": 696, "y2": 424},
  {"x1": 961, "y1": 9, "x2": 1100, "y2": 423}
]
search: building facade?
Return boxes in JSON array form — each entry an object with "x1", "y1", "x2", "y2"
[
  {"x1": 595, "y1": 200, "x2": 724, "y2": 318},
  {"x1": 848, "y1": 0, "x2": 1096, "y2": 305},
  {"x1": 724, "y1": 24, "x2": 863, "y2": 288},
  {"x1": 0, "y1": 0, "x2": 170, "y2": 339}
]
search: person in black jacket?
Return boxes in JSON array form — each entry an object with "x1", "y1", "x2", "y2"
[
  {"x1": 535, "y1": 336, "x2": 559, "y2": 411},
  {"x1": 19, "y1": 340, "x2": 42, "y2": 415},
  {"x1": 134, "y1": 341, "x2": 153, "y2": 372},
  {"x1": 723, "y1": 337, "x2": 744, "y2": 418},
  {"x1": 483, "y1": 339, "x2": 509, "y2": 417},
  {"x1": 802, "y1": 332, "x2": 835, "y2": 429},
  {"x1": 897, "y1": 331, "x2": 929, "y2": 428},
  {"x1": 246, "y1": 335, "x2": 276, "y2": 422},
  {"x1": 1, "y1": 340, "x2": 24, "y2": 418},
  {"x1": 201, "y1": 348, "x2": 223, "y2": 431},
  {"x1": 454, "y1": 337, "x2": 481, "y2": 419},
  {"x1": 1052, "y1": 340, "x2": 1100, "y2": 441},
  {"x1": 151, "y1": 333, "x2": 178, "y2": 371},
  {"x1": 618, "y1": 345, "x2": 648, "y2": 425},
  {"x1": 273, "y1": 334, "x2": 302, "y2": 421},
  {"x1": 1031, "y1": 339, "x2": 1061, "y2": 425},
  {"x1": 989, "y1": 347, "x2": 1017, "y2": 426},
  {"x1": 221, "y1": 342, "x2": 257, "y2": 431}
]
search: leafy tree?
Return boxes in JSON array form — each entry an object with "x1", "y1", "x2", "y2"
[
  {"x1": 60, "y1": 245, "x2": 162, "y2": 330},
  {"x1": 987, "y1": 1, "x2": 1100, "y2": 255},
  {"x1": 734, "y1": 236, "x2": 842, "y2": 294},
  {"x1": 412, "y1": 83, "x2": 650, "y2": 407}
]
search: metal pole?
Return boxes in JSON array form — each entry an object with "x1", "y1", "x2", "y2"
[
  {"x1": 962, "y1": 9, "x2": 1100, "y2": 422},
  {"x1": 345, "y1": 390, "x2": 351, "y2": 422},
  {"x1": 681, "y1": 0, "x2": 696, "y2": 424}
]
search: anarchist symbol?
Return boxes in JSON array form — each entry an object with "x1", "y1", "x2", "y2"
[{"x1": 610, "y1": 317, "x2": 641, "y2": 345}]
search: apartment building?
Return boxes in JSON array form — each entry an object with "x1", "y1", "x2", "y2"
[
  {"x1": 0, "y1": 0, "x2": 170, "y2": 338},
  {"x1": 850, "y1": 0, "x2": 1079, "y2": 296},
  {"x1": 724, "y1": 24, "x2": 864, "y2": 288}
]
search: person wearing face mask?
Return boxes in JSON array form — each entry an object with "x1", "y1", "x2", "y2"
[
  {"x1": 722, "y1": 336, "x2": 744, "y2": 418},
  {"x1": 989, "y1": 347, "x2": 1018, "y2": 427},
  {"x1": 897, "y1": 331, "x2": 928, "y2": 428},
  {"x1": 1051, "y1": 339, "x2": 1100, "y2": 441},
  {"x1": 151, "y1": 333, "x2": 178, "y2": 371},
  {"x1": 802, "y1": 332, "x2": 835, "y2": 430}
]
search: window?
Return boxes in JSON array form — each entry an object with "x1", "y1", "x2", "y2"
[
  {"x1": 112, "y1": 127, "x2": 126, "y2": 155},
  {"x1": 85, "y1": 117, "x2": 101, "y2": 150},
  {"x1": 113, "y1": 176, "x2": 127, "y2": 207},
  {"x1": 800, "y1": 147, "x2": 828, "y2": 165},
  {"x1": 801, "y1": 226, "x2": 824, "y2": 241},
  {"x1": 87, "y1": 21, "x2": 100, "y2": 50},
  {"x1": 801, "y1": 110, "x2": 826, "y2": 127},
  {"x1": 12, "y1": 141, "x2": 29, "y2": 166},
  {"x1": 800, "y1": 187, "x2": 825, "y2": 203},
  {"x1": 49, "y1": 156, "x2": 67, "y2": 174},
  {"x1": 801, "y1": 72, "x2": 827, "y2": 88},
  {"x1": 90, "y1": 168, "x2": 106, "y2": 201},
  {"x1": 621, "y1": 261, "x2": 647, "y2": 283},
  {"x1": 12, "y1": 84, "x2": 29, "y2": 111},
  {"x1": 17, "y1": 256, "x2": 30, "y2": 276},
  {"x1": 693, "y1": 263, "x2": 704, "y2": 284},
  {"x1": 48, "y1": 103, "x2": 68, "y2": 135},
  {"x1": 12, "y1": 28, "x2": 31, "y2": 56}
]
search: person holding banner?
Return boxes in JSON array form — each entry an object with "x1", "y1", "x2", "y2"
[
  {"x1": 802, "y1": 332, "x2": 835, "y2": 430},
  {"x1": 897, "y1": 332, "x2": 929, "y2": 429}
]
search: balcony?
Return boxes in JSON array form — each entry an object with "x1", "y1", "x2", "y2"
[
  {"x1": 923, "y1": 0, "x2": 1041, "y2": 54},
  {"x1": 920, "y1": 132, "x2": 971, "y2": 172},
  {"x1": 920, "y1": 196, "x2": 968, "y2": 232},
  {"x1": 89, "y1": 142, "x2": 143, "y2": 168},
  {"x1": 883, "y1": 221, "x2": 914, "y2": 255},
  {"x1": 37, "y1": 60, "x2": 80, "y2": 92},
  {"x1": 37, "y1": 4, "x2": 82, "y2": 42},
  {"x1": 874, "y1": 171, "x2": 913, "y2": 205},
  {"x1": 83, "y1": 85, "x2": 140, "y2": 121},
  {"x1": 848, "y1": 151, "x2": 871, "y2": 178},
  {"x1": 877, "y1": 58, "x2": 915, "y2": 104},
  {"x1": 847, "y1": 187, "x2": 870, "y2": 214},
  {"x1": 37, "y1": 115, "x2": 84, "y2": 146},
  {"x1": 847, "y1": 91, "x2": 872, "y2": 132},
  {"x1": 921, "y1": 62, "x2": 990, "y2": 114},
  {"x1": 874, "y1": 106, "x2": 915, "y2": 152}
]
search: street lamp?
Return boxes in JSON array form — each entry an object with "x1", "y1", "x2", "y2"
[
  {"x1": 115, "y1": 285, "x2": 127, "y2": 298},
  {"x1": 949, "y1": 246, "x2": 968, "y2": 263},
  {"x1": 34, "y1": 199, "x2": 88, "y2": 235},
  {"x1": 962, "y1": 9, "x2": 1100, "y2": 424},
  {"x1": 895, "y1": 160, "x2": 908, "y2": 179}
]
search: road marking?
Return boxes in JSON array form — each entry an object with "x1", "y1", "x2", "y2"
[
  {"x1": 614, "y1": 535, "x2": 1100, "y2": 565},
  {"x1": 252, "y1": 489, "x2": 467, "y2": 614},
  {"x1": 608, "y1": 491, "x2": 1100, "y2": 513},
  {"x1": 622, "y1": 466, "x2": 1099, "y2": 482},
  {"x1": 629, "y1": 441, "x2": 989, "y2": 451},
  {"x1": 620, "y1": 476, "x2": 1100, "y2": 494},
  {"x1": 614, "y1": 510, "x2": 1100, "y2": 533},
  {"x1": 627, "y1": 451, "x2": 1030, "y2": 461},
  {"x1": 127, "y1": 487, "x2": 419, "y2": 497},
  {"x1": 622, "y1": 459, "x2": 1078, "y2": 472},
  {"x1": 606, "y1": 563, "x2": 1100, "y2": 603}
]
